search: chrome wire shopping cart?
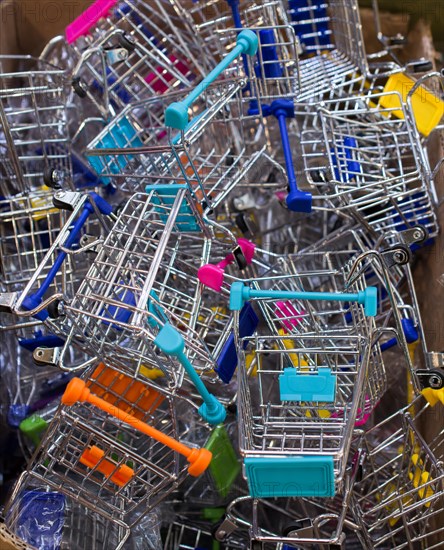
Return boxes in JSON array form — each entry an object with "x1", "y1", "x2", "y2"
[
  {"x1": 85, "y1": 30, "x2": 259, "y2": 212},
  {"x1": 0, "y1": 190, "x2": 65, "y2": 292},
  {"x1": 5, "y1": 364, "x2": 210, "y2": 550},
  {"x1": 214, "y1": 449, "x2": 365, "y2": 549},
  {"x1": 299, "y1": 89, "x2": 439, "y2": 240},
  {"x1": 62, "y1": 0, "x2": 204, "y2": 118},
  {"x1": 233, "y1": 332, "x2": 374, "y2": 498},
  {"x1": 351, "y1": 394, "x2": 444, "y2": 549},
  {"x1": 19, "y1": 189, "x2": 234, "y2": 424},
  {"x1": 285, "y1": 0, "x2": 368, "y2": 102},
  {"x1": 0, "y1": 56, "x2": 72, "y2": 195}
]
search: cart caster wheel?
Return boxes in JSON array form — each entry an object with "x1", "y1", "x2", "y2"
[
  {"x1": 410, "y1": 59, "x2": 433, "y2": 73},
  {"x1": 118, "y1": 33, "x2": 136, "y2": 52},
  {"x1": 235, "y1": 213, "x2": 250, "y2": 234},
  {"x1": 425, "y1": 369, "x2": 444, "y2": 390},
  {"x1": 251, "y1": 542, "x2": 262, "y2": 550},
  {"x1": 72, "y1": 77, "x2": 88, "y2": 98},
  {"x1": 44, "y1": 168, "x2": 62, "y2": 189},
  {"x1": 388, "y1": 35, "x2": 407, "y2": 46},
  {"x1": 233, "y1": 247, "x2": 248, "y2": 270},
  {"x1": 390, "y1": 244, "x2": 412, "y2": 266},
  {"x1": 282, "y1": 522, "x2": 304, "y2": 537},
  {"x1": 227, "y1": 403, "x2": 237, "y2": 415},
  {"x1": 48, "y1": 299, "x2": 63, "y2": 319},
  {"x1": 412, "y1": 225, "x2": 429, "y2": 245}
]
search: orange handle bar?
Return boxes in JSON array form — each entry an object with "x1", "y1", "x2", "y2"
[{"x1": 62, "y1": 378, "x2": 212, "y2": 477}]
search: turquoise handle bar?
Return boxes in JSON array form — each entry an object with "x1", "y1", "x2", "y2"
[
  {"x1": 164, "y1": 29, "x2": 258, "y2": 130},
  {"x1": 154, "y1": 323, "x2": 226, "y2": 425},
  {"x1": 229, "y1": 282, "x2": 378, "y2": 317}
]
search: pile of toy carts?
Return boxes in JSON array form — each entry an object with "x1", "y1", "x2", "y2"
[{"x1": 1, "y1": 0, "x2": 443, "y2": 548}]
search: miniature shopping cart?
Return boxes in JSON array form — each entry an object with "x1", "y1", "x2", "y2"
[
  {"x1": 352, "y1": 394, "x2": 444, "y2": 549},
  {"x1": 17, "y1": 189, "x2": 239, "y2": 422},
  {"x1": 85, "y1": 30, "x2": 259, "y2": 212},
  {"x1": 214, "y1": 447, "x2": 365, "y2": 548},
  {"x1": 300, "y1": 89, "x2": 439, "y2": 240},
  {"x1": 233, "y1": 332, "x2": 374, "y2": 498},
  {"x1": 5, "y1": 364, "x2": 215, "y2": 550},
  {"x1": 0, "y1": 56, "x2": 72, "y2": 194},
  {"x1": 61, "y1": 0, "x2": 204, "y2": 118},
  {"x1": 5, "y1": 482, "x2": 160, "y2": 550}
]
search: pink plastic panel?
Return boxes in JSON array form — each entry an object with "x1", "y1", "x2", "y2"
[{"x1": 66, "y1": 0, "x2": 119, "y2": 44}]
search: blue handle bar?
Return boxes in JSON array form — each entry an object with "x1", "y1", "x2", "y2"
[
  {"x1": 165, "y1": 29, "x2": 258, "y2": 130},
  {"x1": 263, "y1": 99, "x2": 312, "y2": 213},
  {"x1": 22, "y1": 193, "x2": 112, "y2": 320},
  {"x1": 380, "y1": 318, "x2": 419, "y2": 351},
  {"x1": 229, "y1": 281, "x2": 378, "y2": 317}
]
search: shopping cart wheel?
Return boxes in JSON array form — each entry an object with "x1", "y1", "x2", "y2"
[
  {"x1": 251, "y1": 542, "x2": 262, "y2": 550},
  {"x1": 282, "y1": 522, "x2": 307, "y2": 537},
  {"x1": 118, "y1": 33, "x2": 136, "y2": 52},
  {"x1": 72, "y1": 77, "x2": 88, "y2": 98},
  {"x1": 47, "y1": 299, "x2": 63, "y2": 319},
  {"x1": 233, "y1": 247, "x2": 248, "y2": 270},
  {"x1": 389, "y1": 244, "x2": 412, "y2": 266},
  {"x1": 387, "y1": 34, "x2": 407, "y2": 46},
  {"x1": 44, "y1": 168, "x2": 62, "y2": 189},
  {"x1": 409, "y1": 59, "x2": 433, "y2": 73}
]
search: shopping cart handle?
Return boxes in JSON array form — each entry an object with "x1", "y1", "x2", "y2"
[
  {"x1": 164, "y1": 30, "x2": 258, "y2": 130},
  {"x1": 154, "y1": 323, "x2": 227, "y2": 425},
  {"x1": 62, "y1": 378, "x2": 212, "y2": 477},
  {"x1": 225, "y1": 0, "x2": 243, "y2": 28},
  {"x1": 269, "y1": 100, "x2": 312, "y2": 213},
  {"x1": 229, "y1": 282, "x2": 378, "y2": 317},
  {"x1": 215, "y1": 303, "x2": 259, "y2": 383},
  {"x1": 65, "y1": 0, "x2": 118, "y2": 44},
  {"x1": 22, "y1": 193, "x2": 112, "y2": 320},
  {"x1": 380, "y1": 318, "x2": 419, "y2": 351}
]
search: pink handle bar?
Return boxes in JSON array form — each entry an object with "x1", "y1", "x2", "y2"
[{"x1": 66, "y1": 0, "x2": 119, "y2": 44}]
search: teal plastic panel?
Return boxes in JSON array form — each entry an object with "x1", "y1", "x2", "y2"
[
  {"x1": 145, "y1": 184, "x2": 200, "y2": 232},
  {"x1": 87, "y1": 117, "x2": 143, "y2": 184},
  {"x1": 279, "y1": 367, "x2": 336, "y2": 402},
  {"x1": 244, "y1": 455, "x2": 335, "y2": 498}
]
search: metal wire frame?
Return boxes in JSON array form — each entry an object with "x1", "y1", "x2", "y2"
[
  {"x1": 5, "y1": 474, "x2": 132, "y2": 550},
  {"x1": 84, "y1": 80, "x2": 252, "y2": 211},
  {"x1": 299, "y1": 226, "x2": 421, "y2": 379},
  {"x1": 298, "y1": 91, "x2": 439, "y2": 240},
  {"x1": 69, "y1": 27, "x2": 198, "y2": 120},
  {"x1": 4, "y1": 375, "x2": 203, "y2": 550},
  {"x1": 214, "y1": 453, "x2": 365, "y2": 550},
  {"x1": 351, "y1": 395, "x2": 444, "y2": 549},
  {"x1": 170, "y1": 0, "x2": 289, "y2": 64},
  {"x1": 162, "y1": 517, "x2": 247, "y2": 549},
  {"x1": 235, "y1": 332, "x2": 373, "y2": 491},
  {"x1": 284, "y1": 0, "x2": 368, "y2": 102},
  {"x1": 0, "y1": 56, "x2": 72, "y2": 196},
  {"x1": 65, "y1": 0, "x2": 206, "y2": 76},
  {"x1": 4, "y1": 475, "x2": 162, "y2": 550},
  {"x1": 5, "y1": 192, "x2": 115, "y2": 342},
  {"x1": 0, "y1": 190, "x2": 66, "y2": 291},
  {"x1": 45, "y1": 191, "x2": 234, "y2": 388}
]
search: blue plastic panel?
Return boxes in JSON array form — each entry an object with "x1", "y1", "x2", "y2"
[{"x1": 15, "y1": 491, "x2": 66, "y2": 550}]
